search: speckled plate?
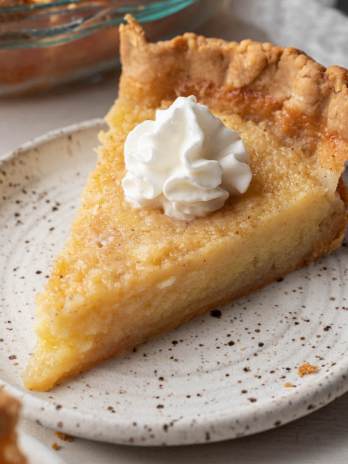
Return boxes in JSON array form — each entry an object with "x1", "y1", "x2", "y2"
[{"x1": 0, "y1": 120, "x2": 347, "y2": 446}]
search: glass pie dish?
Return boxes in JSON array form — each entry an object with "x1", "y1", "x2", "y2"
[{"x1": 0, "y1": 0, "x2": 216, "y2": 96}]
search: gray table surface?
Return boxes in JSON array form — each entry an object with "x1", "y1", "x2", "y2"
[{"x1": 1, "y1": 1, "x2": 348, "y2": 462}]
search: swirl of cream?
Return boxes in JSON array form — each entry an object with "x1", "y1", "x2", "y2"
[{"x1": 122, "y1": 96, "x2": 252, "y2": 221}]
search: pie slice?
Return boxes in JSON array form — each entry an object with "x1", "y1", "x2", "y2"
[
  {"x1": 0, "y1": 390, "x2": 27, "y2": 464},
  {"x1": 24, "y1": 16, "x2": 348, "y2": 391}
]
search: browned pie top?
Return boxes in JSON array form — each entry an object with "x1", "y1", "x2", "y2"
[{"x1": 119, "y1": 15, "x2": 348, "y2": 175}]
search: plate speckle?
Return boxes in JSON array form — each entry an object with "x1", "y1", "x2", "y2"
[{"x1": 0, "y1": 120, "x2": 347, "y2": 446}]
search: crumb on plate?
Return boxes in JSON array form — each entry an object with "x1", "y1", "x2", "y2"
[
  {"x1": 51, "y1": 442, "x2": 62, "y2": 451},
  {"x1": 298, "y1": 362, "x2": 319, "y2": 377},
  {"x1": 283, "y1": 382, "x2": 296, "y2": 388},
  {"x1": 55, "y1": 431, "x2": 74, "y2": 442}
]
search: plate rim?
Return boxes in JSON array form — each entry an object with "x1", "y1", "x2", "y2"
[
  {"x1": 0, "y1": 120, "x2": 347, "y2": 446},
  {"x1": 0, "y1": 118, "x2": 105, "y2": 164}
]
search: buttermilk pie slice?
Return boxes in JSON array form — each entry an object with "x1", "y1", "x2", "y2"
[{"x1": 25, "y1": 16, "x2": 348, "y2": 391}]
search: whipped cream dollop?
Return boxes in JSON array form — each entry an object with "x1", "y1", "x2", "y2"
[{"x1": 122, "y1": 96, "x2": 252, "y2": 221}]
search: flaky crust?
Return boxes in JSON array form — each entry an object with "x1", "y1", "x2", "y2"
[{"x1": 119, "y1": 15, "x2": 348, "y2": 175}]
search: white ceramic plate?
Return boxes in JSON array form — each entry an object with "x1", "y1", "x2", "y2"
[
  {"x1": 20, "y1": 432, "x2": 66, "y2": 464},
  {"x1": 0, "y1": 121, "x2": 347, "y2": 446}
]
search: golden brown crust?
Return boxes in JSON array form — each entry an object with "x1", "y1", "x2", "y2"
[{"x1": 120, "y1": 15, "x2": 348, "y2": 174}]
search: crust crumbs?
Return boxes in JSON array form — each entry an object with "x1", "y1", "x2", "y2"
[
  {"x1": 51, "y1": 442, "x2": 62, "y2": 451},
  {"x1": 298, "y1": 362, "x2": 320, "y2": 377},
  {"x1": 283, "y1": 382, "x2": 296, "y2": 388},
  {"x1": 55, "y1": 431, "x2": 74, "y2": 442}
]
